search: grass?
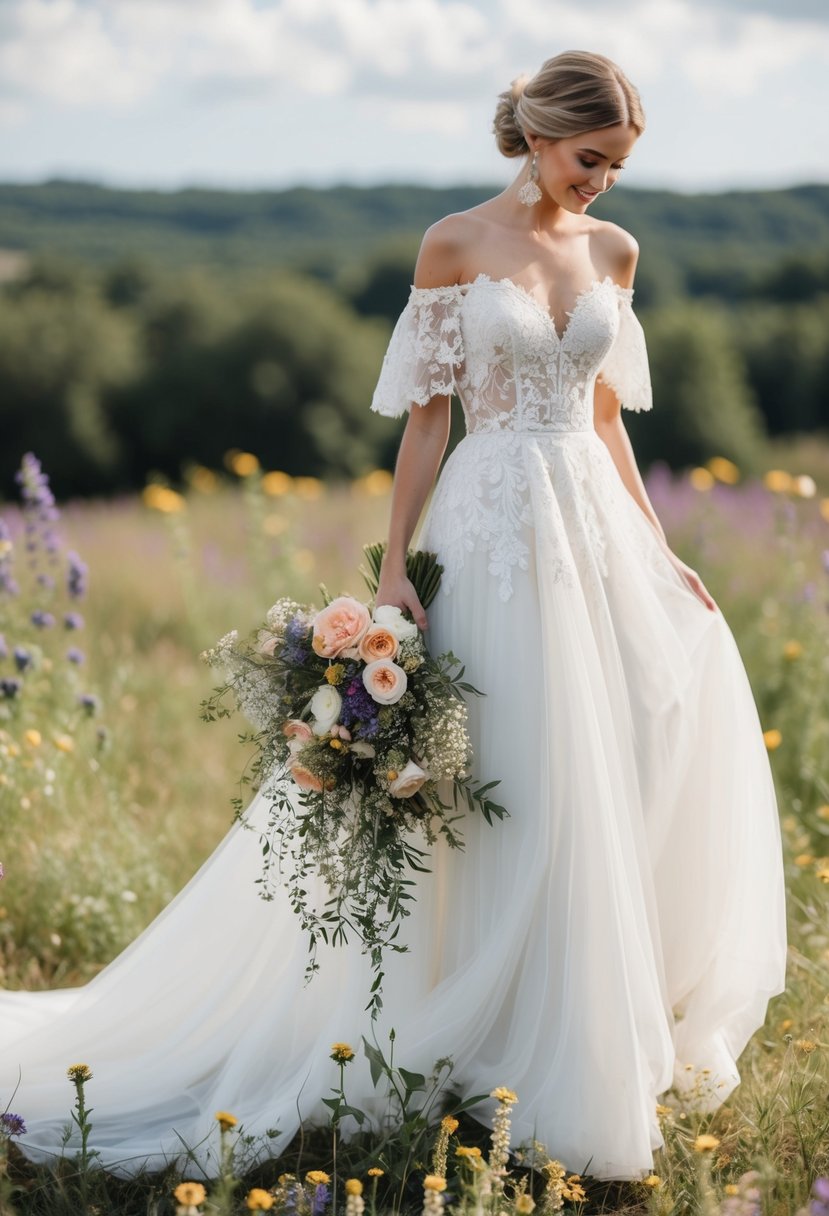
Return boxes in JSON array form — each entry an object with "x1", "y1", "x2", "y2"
[{"x1": 1, "y1": 441, "x2": 829, "y2": 1215}]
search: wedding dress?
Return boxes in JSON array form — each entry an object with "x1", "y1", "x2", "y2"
[{"x1": 0, "y1": 271, "x2": 788, "y2": 1184}]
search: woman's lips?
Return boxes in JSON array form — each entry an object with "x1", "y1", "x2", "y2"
[{"x1": 573, "y1": 186, "x2": 598, "y2": 202}]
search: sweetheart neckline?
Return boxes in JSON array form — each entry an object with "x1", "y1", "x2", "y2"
[{"x1": 464, "y1": 272, "x2": 623, "y2": 344}]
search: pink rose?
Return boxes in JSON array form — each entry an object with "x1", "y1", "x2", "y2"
[
  {"x1": 358, "y1": 625, "x2": 399, "y2": 663},
  {"x1": 389, "y1": 759, "x2": 429, "y2": 798},
  {"x1": 362, "y1": 658, "x2": 407, "y2": 705},
  {"x1": 283, "y1": 719, "x2": 313, "y2": 743},
  {"x1": 289, "y1": 760, "x2": 324, "y2": 792},
  {"x1": 258, "y1": 631, "x2": 279, "y2": 656},
  {"x1": 311, "y1": 596, "x2": 371, "y2": 658}
]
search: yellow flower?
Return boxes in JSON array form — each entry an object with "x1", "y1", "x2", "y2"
[
  {"x1": 54, "y1": 735, "x2": 75, "y2": 753},
  {"x1": 794, "y1": 1039, "x2": 817, "y2": 1052},
  {"x1": 782, "y1": 639, "x2": 803, "y2": 661},
  {"x1": 325, "y1": 664, "x2": 345, "y2": 686},
  {"x1": 306, "y1": 1171, "x2": 331, "y2": 1186},
  {"x1": 455, "y1": 1146, "x2": 482, "y2": 1159},
  {"x1": 490, "y1": 1086, "x2": 518, "y2": 1104},
  {"x1": 227, "y1": 451, "x2": 260, "y2": 477},
  {"x1": 67, "y1": 1064, "x2": 92, "y2": 1083},
  {"x1": 330, "y1": 1042, "x2": 354, "y2": 1063},
  {"x1": 187, "y1": 465, "x2": 218, "y2": 493},
  {"x1": 643, "y1": 1174, "x2": 662, "y2": 1188},
  {"x1": 779, "y1": 1018, "x2": 793, "y2": 1032},
  {"x1": 694, "y1": 1133, "x2": 720, "y2": 1152},
  {"x1": 345, "y1": 1180, "x2": 363, "y2": 1197},
  {"x1": 689, "y1": 467, "x2": 715, "y2": 491},
  {"x1": 356, "y1": 469, "x2": 393, "y2": 497},
  {"x1": 294, "y1": 476, "x2": 324, "y2": 501},
  {"x1": 794, "y1": 853, "x2": 815, "y2": 867},
  {"x1": 763, "y1": 469, "x2": 792, "y2": 493},
  {"x1": 262, "y1": 471, "x2": 293, "y2": 497},
  {"x1": 423, "y1": 1176, "x2": 447, "y2": 1192},
  {"x1": 763, "y1": 729, "x2": 782, "y2": 751},
  {"x1": 215, "y1": 1111, "x2": 238, "y2": 1132},
  {"x1": 386, "y1": 769, "x2": 398, "y2": 781},
  {"x1": 23, "y1": 729, "x2": 41, "y2": 747},
  {"x1": 367, "y1": 1168, "x2": 384, "y2": 1177},
  {"x1": 817, "y1": 805, "x2": 829, "y2": 821},
  {"x1": 706, "y1": 456, "x2": 740, "y2": 484},
  {"x1": 246, "y1": 1189, "x2": 275, "y2": 1210},
  {"x1": 655, "y1": 1103, "x2": 672, "y2": 1117},
  {"x1": 724, "y1": 1183, "x2": 739, "y2": 1196},
  {"x1": 515, "y1": 1195, "x2": 536, "y2": 1214},
  {"x1": 816, "y1": 868, "x2": 829, "y2": 883},
  {"x1": 441, "y1": 1116, "x2": 459, "y2": 1133},
  {"x1": 174, "y1": 1181, "x2": 207, "y2": 1206},
  {"x1": 562, "y1": 1181, "x2": 586, "y2": 1201},
  {"x1": 329, "y1": 738, "x2": 343, "y2": 750},
  {"x1": 142, "y1": 484, "x2": 186, "y2": 513}
]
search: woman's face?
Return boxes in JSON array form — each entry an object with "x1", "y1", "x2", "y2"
[{"x1": 527, "y1": 123, "x2": 639, "y2": 211}]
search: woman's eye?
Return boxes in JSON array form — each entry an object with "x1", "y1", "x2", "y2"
[{"x1": 578, "y1": 157, "x2": 625, "y2": 172}]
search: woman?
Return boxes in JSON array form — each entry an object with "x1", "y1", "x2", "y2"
[{"x1": 1, "y1": 50, "x2": 787, "y2": 1184}]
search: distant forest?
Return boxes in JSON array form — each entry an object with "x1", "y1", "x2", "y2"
[{"x1": 0, "y1": 178, "x2": 827, "y2": 498}]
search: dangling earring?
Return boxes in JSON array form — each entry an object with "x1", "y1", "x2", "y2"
[{"x1": 518, "y1": 151, "x2": 542, "y2": 206}]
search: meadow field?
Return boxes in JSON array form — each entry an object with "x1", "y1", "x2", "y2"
[{"x1": 1, "y1": 438, "x2": 829, "y2": 1216}]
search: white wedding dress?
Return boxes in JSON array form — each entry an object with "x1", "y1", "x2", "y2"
[{"x1": 0, "y1": 272, "x2": 788, "y2": 1183}]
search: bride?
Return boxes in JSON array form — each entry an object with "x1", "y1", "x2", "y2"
[{"x1": 0, "y1": 50, "x2": 787, "y2": 1185}]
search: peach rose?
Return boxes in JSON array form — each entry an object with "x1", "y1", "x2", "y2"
[
  {"x1": 311, "y1": 596, "x2": 371, "y2": 658},
  {"x1": 283, "y1": 719, "x2": 313, "y2": 743},
  {"x1": 389, "y1": 759, "x2": 429, "y2": 798},
  {"x1": 289, "y1": 760, "x2": 325, "y2": 792},
  {"x1": 358, "y1": 625, "x2": 399, "y2": 663},
  {"x1": 362, "y1": 658, "x2": 408, "y2": 706}
]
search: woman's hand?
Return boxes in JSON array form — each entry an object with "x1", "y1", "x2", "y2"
[
  {"x1": 375, "y1": 569, "x2": 429, "y2": 632},
  {"x1": 663, "y1": 549, "x2": 719, "y2": 612}
]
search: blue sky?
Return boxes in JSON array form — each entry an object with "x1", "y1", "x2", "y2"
[{"x1": 0, "y1": 0, "x2": 827, "y2": 195}]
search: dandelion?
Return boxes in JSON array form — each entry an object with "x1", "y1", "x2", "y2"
[
  {"x1": 246, "y1": 1188, "x2": 275, "y2": 1210},
  {"x1": 330, "y1": 1042, "x2": 354, "y2": 1064},
  {"x1": 306, "y1": 1171, "x2": 331, "y2": 1186},
  {"x1": 67, "y1": 1064, "x2": 92, "y2": 1083},
  {"x1": 694, "y1": 1133, "x2": 720, "y2": 1151},
  {"x1": 367, "y1": 1167, "x2": 384, "y2": 1177},
  {"x1": 215, "y1": 1110, "x2": 238, "y2": 1132},
  {"x1": 642, "y1": 1174, "x2": 662, "y2": 1188}
]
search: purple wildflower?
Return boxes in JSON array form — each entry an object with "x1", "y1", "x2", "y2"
[
  {"x1": 0, "y1": 634, "x2": 7, "y2": 660},
  {"x1": 311, "y1": 1183, "x2": 329, "y2": 1216},
  {"x1": 13, "y1": 647, "x2": 32, "y2": 672},
  {"x1": 30, "y1": 609, "x2": 55, "y2": 629},
  {"x1": 0, "y1": 518, "x2": 18, "y2": 597},
  {"x1": 67, "y1": 551, "x2": 88, "y2": 599},
  {"x1": 0, "y1": 1112, "x2": 26, "y2": 1137},
  {"x1": 78, "y1": 693, "x2": 99, "y2": 715},
  {"x1": 66, "y1": 647, "x2": 85, "y2": 665},
  {"x1": 0, "y1": 678, "x2": 21, "y2": 698},
  {"x1": 812, "y1": 1177, "x2": 829, "y2": 1216},
  {"x1": 64, "y1": 612, "x2": 84, "y2": 631},
  {"x1": 340, "y1": 677, "x2": 381, "y2": 737}
]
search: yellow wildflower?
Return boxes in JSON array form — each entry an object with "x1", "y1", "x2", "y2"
[
  {"x1": 643, "y1": 1174, "x2": 662, "y2": 1188},
  {"x1": 794, "y1": 1039, "x2": 817, "y2": 1052},
  {"x1": 262, "y1": 471, "x2": 293, "y2": 497},
  {"x1": 142, "y1": 484, "x2": 186, "y2": 513},
  {"x1": 367, "y1": 1167, "x2": 384, "y2": 1177},
  {"x1": 724, "y1": 1183, "x2": 739, "y2": 1196},
  {"x1": 246, "y1": 1189, "x2": 275, "y2": 1211},
  {"x1": 817, "y1": 805, "x2": 829, "y2": 821},
  {"x1": 455, "y1": 1146, "x2": 482, "y2": 1158},
  {"x1": 215, "y1": 1111, "x2": 238, "y2": 1132},
  {"x1": 330, "y1": 1042, "x2": 354, "y2": 1063},
  {"x1": 655, "y1": 1103, "x2": 672, "y2": 1117},
  {"x1": 816, "y1": 867, "x2": 829, "y2": 883},
  {"x1": 330, "y1": 738, "x2": 343, "y2": 750},
  {"x1": 441, "y1": 1116, "x2": 459, "y2": 1133},
  {"x1": 306, "y1": 1171, "x2": 331, "y2": 1186},
  {"x1": 763, "y1": 729, "x2": 782, "y2": 751},
  {"x1": 345, "y1": 1180, "x2": 363, "y2": 1196},
  {"x1": 54, "y1": 735, "x2": 75, "y2": 753},
  {"x1": 325, "y1": 664, "x2": 345, "y2": 686},
  {"x1": 174, "y1": 1181, "x2": 207, "y2": 1206},
  {"x1": 706, "y1": 456, "x2": 740, "y2": 484},
  {"x1": 227, "y1": 451, "x2": 260, "y2": 477},
  {"x1": 515, "y1": 1195, "x2": 536, "y2": 1214},
  {"x1": 23, "y1": 729, "x2": 41, "y2": 747},
  {"x1": 490, "y1": 1086, "x2": 518, "y2": 1103},
  {"x1": 67, "y1": 1064, "x2": 92, "y2": 1082},
  {"x1": 187, "y1": 465, "x2": 218, "y2": 493},
  {"x1": 423, "y1": 1176, "x2": 447, "y2": 1192},
  {"x1": 821, "y1": 497, "x2": 829, "y2": 521},
  {"x1": 694, "y1": 1133, "x2": 720, "y2": 1152},
  {"x1": 794, "y1": 853, "x2": 815, "y2": 867},
  {"x1": 294, "y1": 476, "x2": 324, "y2": 501},
  {"x1": 763, "y1": 469, "x2": 792, "y2": 493},
  {"x1": 562, "y1": 1180, "x2": 586, "y2": 1201},
  {"x1": 779, "y1": 1018, "x2": 793, "y2": 1032},
  {"x1": 690, "y1": 467, "x2": 715, "y2": 491},
  {"x1": 783, "y1": 640, "x2": 803, "y2": 661},
  {"x1": 386, "y1": 769, "x2": 398, "y2": 781}
]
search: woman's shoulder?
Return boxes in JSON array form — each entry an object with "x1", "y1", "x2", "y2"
[
  {"x1": 412, "y1": 210, "x2": 490, "y2": 291},
  {"x1": 587, "y1": 218, "x2": 640, "y2": 289}
]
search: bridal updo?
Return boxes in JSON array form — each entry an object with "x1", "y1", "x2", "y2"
[{"x1": 493, "y1": 50, "x2": 645, "y2": 157}]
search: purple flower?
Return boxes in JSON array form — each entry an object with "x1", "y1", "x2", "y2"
[
  {"x1": 30, "y1": 609, "x2": 55, "y2": 629},
  {"x1": 0, "y1": 678, "x2": 21, "y2": 698},
  {"x1": 814, "y1": 1179, "x2": 829, "y2": 1202},
  {"x1": 64, "y1": 612, "x2": 84, "y2": 631},
  {"x1": 0, "y1": 634, "x2": 7, "y2": 660},
  {"x1": 0, "y1": 1112, "x2": 26, "y2": 1137},
  {"x1": 15, "y1": 453, "x2": 57, "y2": 514},
  {"x1": 36, "y1": 572, "x2": 56, "y2": 590},
  {"x1": 66, "y1": 647, "x2": 85, "y2": 665},
  {"x1": 13, "y1": 647, "x2": 31, "y2": 672},
  {"x1": 67, "y1": 551, "x2": 88, "y2": 599},
  {"x1": 311, "y1": 1183, "x2": 329, "y2": 1216},
  {"x1": 340, "y1": 677, "x2": 381, "y2": 737},
  {"x1": 78, "y1": 693, "x2": 99, "y2": 715}
]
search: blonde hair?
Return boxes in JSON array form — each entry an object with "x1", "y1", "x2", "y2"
[{"x1": 493, "y1": 50, "x2": 645, "y2": 158}]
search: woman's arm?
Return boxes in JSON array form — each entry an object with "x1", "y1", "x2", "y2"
[{"x1": 593, "y1": 383, "x2": 667, "y2": 546}]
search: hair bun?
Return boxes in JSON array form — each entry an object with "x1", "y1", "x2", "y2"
[{"x1": 493, "y1": 73, "x2": 530, "y2": 158}]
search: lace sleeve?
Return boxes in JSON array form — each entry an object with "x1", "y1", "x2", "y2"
[
  {"x1": 597, "y1": 290, "x2": 653, "y2": 413},
  {"x1": 370, "y1": 284, "x2": 464, "y2": 419}
]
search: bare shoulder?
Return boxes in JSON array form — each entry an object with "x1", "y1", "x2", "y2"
[
  {"x1": 412, "y1": 210, "x2": 487, "y2": 290},
  {"x1": 588, "y1": 219, "x2": 640, "y2": 289}
]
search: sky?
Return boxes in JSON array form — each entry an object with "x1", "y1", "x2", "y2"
[{"x1": 0, "y1": 0, "x2": 827, "y2": 195}]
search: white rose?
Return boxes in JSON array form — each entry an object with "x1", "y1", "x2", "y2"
[
  {"x1": 389, "y1": 759, "x2": 429, "y2": 798},
  {"x1": 350, "y1": 740, "x2": 376, "y2": 759},
  {"x1": 309, "y1": 684, "x2": 342, "y2": 735},
  {"x1": 372, "y1": 603, "x2": 419, "y2": 641}
]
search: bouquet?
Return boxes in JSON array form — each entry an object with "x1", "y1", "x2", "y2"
[{"x1": 201, "y1": 543, "x2": 506, "y2": 1017}]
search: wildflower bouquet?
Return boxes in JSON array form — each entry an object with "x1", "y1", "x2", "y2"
[{"x1": 201, "y1": 543, "x2": 506, "y2": 1015}]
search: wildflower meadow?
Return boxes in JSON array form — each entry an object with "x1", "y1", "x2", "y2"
[{"x1": 1, "y1": 437, "x2": 828, "y2": 1216}]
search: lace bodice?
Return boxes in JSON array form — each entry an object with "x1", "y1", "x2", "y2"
[{"x1": 370, "y1": 272, "x2": 652, "y2": 430}]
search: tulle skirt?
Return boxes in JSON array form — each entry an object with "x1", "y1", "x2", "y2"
[{"x1": 0, "y1": 430, "x2": 788, "y2": 1181}]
